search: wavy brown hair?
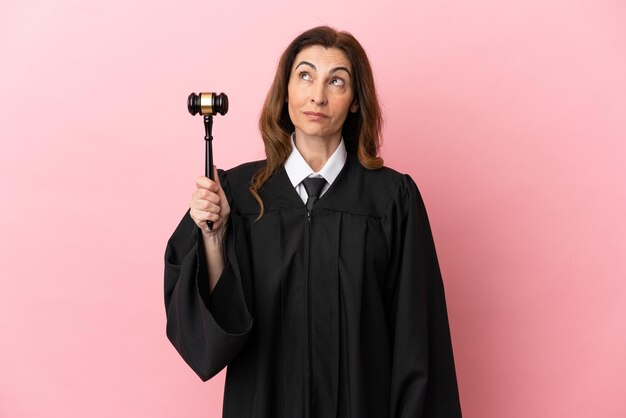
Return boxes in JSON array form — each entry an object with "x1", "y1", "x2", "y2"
[{"x1": 252, "y1": 26, "x2": 383, "y2": 217}]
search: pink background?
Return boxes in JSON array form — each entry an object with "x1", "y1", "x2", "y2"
[{"x1": 1, "y1": 1, "x2": 625, "y2": 417}]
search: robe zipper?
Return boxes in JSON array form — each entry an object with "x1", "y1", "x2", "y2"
[{"x1": 304, "y1": 209, "x2": 312, "y2": 418}]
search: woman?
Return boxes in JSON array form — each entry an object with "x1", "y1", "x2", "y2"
[{"x1": 164, "y1": 26, "x2": 462, "y2": 418}]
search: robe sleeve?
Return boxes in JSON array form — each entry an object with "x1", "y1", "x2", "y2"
[
  {"x1": 163, "y1": 170, "x2": 253, "y2": 381},
  {"x1": 383, "y1": 175, "x2": 462, "y2": 417}
]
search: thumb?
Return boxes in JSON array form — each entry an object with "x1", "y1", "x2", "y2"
[{"x1": 212, "y1": 165, "x2": 223, "y2": 189}]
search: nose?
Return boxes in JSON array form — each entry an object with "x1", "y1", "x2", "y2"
[{"x1": 310, "y1": 82, "x2": 327, "y2": 106}]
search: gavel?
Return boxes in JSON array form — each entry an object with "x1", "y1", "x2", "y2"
[{"x1": 187, "y1": 92, "x2": 229, "y2": 230}]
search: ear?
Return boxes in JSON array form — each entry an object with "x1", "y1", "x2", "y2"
[{"x1": 350, "y1": 101, "x2": 359, "y2": 113}]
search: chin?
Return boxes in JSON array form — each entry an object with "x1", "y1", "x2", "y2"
[{"x1": 297, "y1": 126, "x2": 340, "y2": 140}]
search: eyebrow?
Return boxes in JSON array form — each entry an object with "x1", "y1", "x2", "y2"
[{"x1": 294, "y1": 61, "x2": 352, "y2": 77}]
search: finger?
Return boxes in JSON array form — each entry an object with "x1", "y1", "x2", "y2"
[
  {"x1": 189, "y1": 208, "x2": 208, "y2": 226},
  {"x1": 200, "y1": 222, "x2": 212, "y2": 234},
  {"x1": 213, "y1": 166, "x2": 222, "y2": 188},
  {"x1": 196, "y1": 214, "x2": 220, "y2": 234},
  {"x1": 213, "y1": 166, "x2": 230, "y2": 203},
  {"x1": 195, "y1": 176, "x2": 219, "y2": 192},
  {"x1": 193, "y1": 188, "x2": 221, "y2": 204},
  {"x1": 191, "y1": 199, "x2": 221, "y2": 214},
  {"x1": 190, "y1": 207, "x2": 220, "y2": 224},
  {"x1": 196, "y1": 211, "x2": 221, "y2": 226}
]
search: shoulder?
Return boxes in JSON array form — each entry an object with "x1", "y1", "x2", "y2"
[
  {"x1": 327, "y1": 155, "x2": 420, "y2": 216},
  {"x1": 365, "y1": 165, "x2": 420, "y2": 211},
  {"x1": 356, "y1": 154, "x2": 419, "y2": 191},
  {"x1": 361, "y1": 164, "x2": 411, "y2": 188},
  {"x1": 356, "y1": 164, "x2": 432, "y2": 231}
]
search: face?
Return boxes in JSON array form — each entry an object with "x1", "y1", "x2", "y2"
[{"x1": 287, "y1": 45, "x2": 358, "y2": 144}]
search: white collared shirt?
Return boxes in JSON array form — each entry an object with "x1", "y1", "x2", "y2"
[{"x1": 284, "y1": 133, "x2": 347, "y2": 204}]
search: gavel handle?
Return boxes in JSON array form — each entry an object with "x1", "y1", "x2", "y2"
[{"x1": 204, "y1": 115, "x2": 214, "y2": 231}]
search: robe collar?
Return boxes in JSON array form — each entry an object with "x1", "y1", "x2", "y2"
[{"x1": 284, "y1": 133, "x2": 347, "y2": 190}]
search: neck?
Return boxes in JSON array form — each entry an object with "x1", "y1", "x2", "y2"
[{"x1": 293, "y1": 132, "x2": 341, "y2": 172}]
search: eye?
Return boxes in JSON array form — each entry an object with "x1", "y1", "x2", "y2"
[
  {"x1": 298, "y1": 71, "x2": 312, "y2": 81},
  {"x1": 330, "y1": 78, "x2": 345, "y2": 87}
]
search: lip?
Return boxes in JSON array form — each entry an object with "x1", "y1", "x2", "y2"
[{"x1": 303, "y1": 111, "x2": 329, "y2": 119}]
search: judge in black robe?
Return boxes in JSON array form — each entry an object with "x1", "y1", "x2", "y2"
[{"x1": 164, "y1": 26, "x2": 462, "y2": 418}]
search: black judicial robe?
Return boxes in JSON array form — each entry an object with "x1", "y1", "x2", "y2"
[{"x1": 164, "y1": 154, "x2": 462, "y2": 417}]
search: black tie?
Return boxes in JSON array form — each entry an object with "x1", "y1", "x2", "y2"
[{"x1": 302, "y1": 177, "x2": 326, "y2": 213}]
